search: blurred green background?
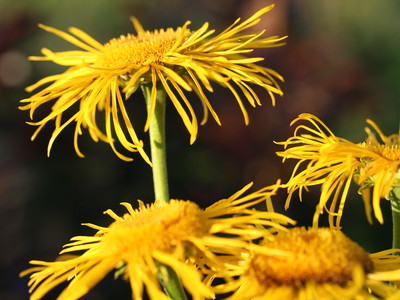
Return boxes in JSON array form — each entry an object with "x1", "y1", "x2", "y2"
[{"x1": 1, "y1": 0, "x2": 399, "y2": 299}]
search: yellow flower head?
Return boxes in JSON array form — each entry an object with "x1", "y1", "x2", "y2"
[
  {"x1": 276, "y1": 113, "x2": 400, "y2": 227},
  {"x1": 20, "y1": 183, "x2": 294, "y2": 300},
  {"x1": 223, "y1": 227, "x2": 400, "y2": 300},
  {"x1": 20, "y1": 5, "x2": 285, "y2": 163}
]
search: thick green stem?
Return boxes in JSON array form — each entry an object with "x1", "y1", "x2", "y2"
[
  {"x1": 141, "y1": 84, "x2": 188, "y2": 300},
  {"x1": 390, "y1": 187, "x2": 400, "y2": 251},
  {"x1": 142, "y1": 84, "x2": 169, "y2": 203}
]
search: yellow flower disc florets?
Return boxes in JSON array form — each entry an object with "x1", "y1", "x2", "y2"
[
  {"x1": 102, "y1": 200, "x2": 205, "y2": 259},
  {"x1": 360, "y1": 143, "x2": 400, "y2": 161},
  {"x1": 95, "y1": 28, "x2": 190, "y2": 69},
  {"x1": 248, "y1": 227, "x2": 373, "y2": 288}
]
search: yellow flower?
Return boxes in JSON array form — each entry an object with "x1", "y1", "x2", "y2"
[
  {"x1": 276, "y1": 113, "x2": 400, "y2": 227},
  {"x1": 20, "y1": 183, "x2": 294, "y2": 300},
  {"x1": 20, "y1": 5, "x2": 285, "y2": 163},
  {"x1": 221, "y1": 227, "x2": 400, "y2": 300}
]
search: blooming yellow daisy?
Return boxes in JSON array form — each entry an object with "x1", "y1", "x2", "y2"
[
  {"x1": 276, "y1": 113, "x2": 400, "y2": 226},
  {"x1": 220, "y1": 227, "x2": 400, "y2": 300},
  {"x1": 20, "y1": 5, "x2": 286, "y2": 163},
  {"x1": 20, "y1": 183, "x2": 294, "y2": 300}
]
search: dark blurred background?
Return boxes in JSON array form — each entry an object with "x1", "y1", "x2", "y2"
[{"x1": 1, "y1": 0, "x2": 399, "y2": 299}]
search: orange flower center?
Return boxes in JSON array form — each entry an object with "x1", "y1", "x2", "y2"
[
  {"x1": 94, "y1": 28, "x2": 190, "y2": 69},
  {"x1": 363, "y1": 143, "x2": 400, "y2": 161},
  {"x1": 248, "y1": 227, "x2": 373, "y2": 288},
  {"x1": 101, "y1": 200, "x2": 205, "y2": 260}
]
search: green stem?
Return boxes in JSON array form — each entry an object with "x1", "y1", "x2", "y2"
[
  {"x1": 390, "y1": 187, "x2": 400, "y2": 251},
  {"x1": 141, "y1": 84, "x2": 188, "y2": 300},
  {"x1": 142, "y1": 84, "x2": 169, "y2": 203}
]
